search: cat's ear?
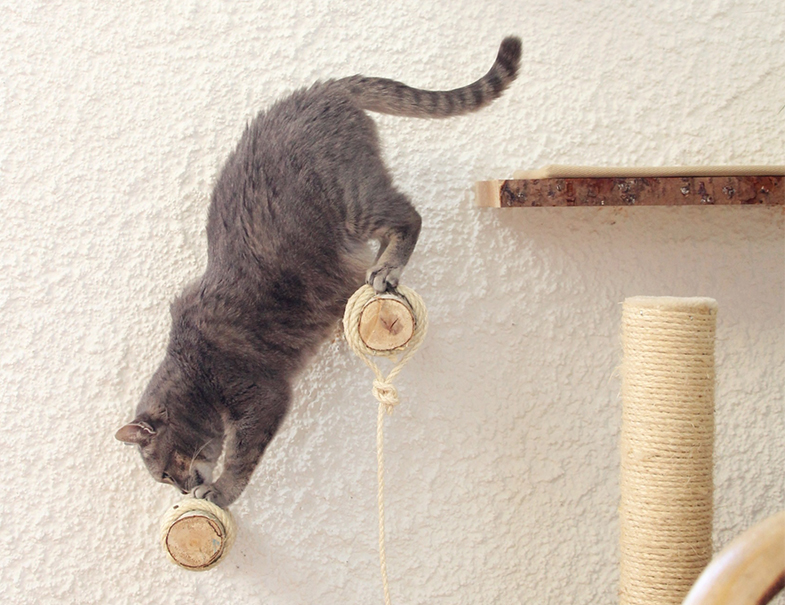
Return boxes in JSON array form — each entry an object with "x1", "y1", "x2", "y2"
[{"x1": 115, "y1": 421, "x2": 156, "y2": 445}]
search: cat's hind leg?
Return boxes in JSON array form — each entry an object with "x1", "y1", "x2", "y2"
[{"x1": 366, "y1": 191, "x2": 421, "y2": 293}]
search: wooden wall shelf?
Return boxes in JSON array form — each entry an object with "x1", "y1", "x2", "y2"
[{"x1": 475, "y1": 166, "x2": 784, "y2": 208}]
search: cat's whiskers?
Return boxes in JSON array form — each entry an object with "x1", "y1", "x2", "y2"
[{"x1": 189, "y1": 438, "x2": 213, "y2": 479}]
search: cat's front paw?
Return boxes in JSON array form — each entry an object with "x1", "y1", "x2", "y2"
[{"x1": 191, "y1": 484, "x2": 227, "y2": 508}]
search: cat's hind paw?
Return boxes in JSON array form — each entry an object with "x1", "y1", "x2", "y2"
[{"x1": 367, "y1": 265, "x2": 402, "y2": 293}]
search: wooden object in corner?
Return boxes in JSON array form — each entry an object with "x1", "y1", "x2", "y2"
[
  {"x1": 682, "y1": 510, "x2": 785, "y2": 605},
  {"x1": 476, "y1": 166, "x2": 785, "y2": 207}
]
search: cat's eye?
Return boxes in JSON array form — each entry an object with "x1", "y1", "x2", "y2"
[{"x1": 161, "y1": 472, "x2": 173, "y2": 483}]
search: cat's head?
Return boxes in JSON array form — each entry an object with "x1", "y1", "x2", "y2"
[
  {"x1": 115, "y1": 360, "x2": 221, "y2": 495},
  {"x1": 115, "y1": 416, "x2": 216, "y2": 494}
]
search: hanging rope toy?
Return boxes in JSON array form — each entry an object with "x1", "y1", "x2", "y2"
[
  {"x1": 343, "y1": 283, "x2": 428, "y2": 605},
  {"x1": 160, "y1": 497, "x2": 237, "y2": 571}
]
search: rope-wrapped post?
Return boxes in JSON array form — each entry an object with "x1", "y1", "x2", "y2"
[
  {"x1": 343, "y1": 284, "x2": 427, "y2": 605},
  {"x1": 620, "y1": 296, "x2": 717, "y2": 605},
  {"x1": 160, "y1": 498, "x2": 237, "y2": 571}
]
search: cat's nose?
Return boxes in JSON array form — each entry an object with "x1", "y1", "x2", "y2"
[{"x1": 180, "y1": 489, "x2": 188, "y2": 495}]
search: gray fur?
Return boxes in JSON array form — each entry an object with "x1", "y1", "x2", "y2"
[{"x1": 116, "y1": 37, "x2": 521, "y2": 507}]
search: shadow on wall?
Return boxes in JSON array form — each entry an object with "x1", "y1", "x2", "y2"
[{"x1": 485, "y1": 205, "x2": 784, "y2": 305}]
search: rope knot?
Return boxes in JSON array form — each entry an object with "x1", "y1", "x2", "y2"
[{"x1": 373, "y1": 379, "x2": 399, "y2": 413}]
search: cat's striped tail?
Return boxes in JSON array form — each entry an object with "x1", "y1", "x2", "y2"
[{"x1": 336, "y1": 36, "x2": 521, "y2": 119}]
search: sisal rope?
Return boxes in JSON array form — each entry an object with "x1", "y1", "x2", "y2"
[
  {"x1": 343, "y1": 284, "x2": 428, "y2": 605},
  {"x1": 619, "y1": 296, "x2": 717, "y2": 605},
  {"x1": 160, "y1": 497, "x2": 237, "y2": 571}
]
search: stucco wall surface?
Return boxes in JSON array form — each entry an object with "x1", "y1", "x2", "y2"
[{"x1": 1, "y1": 1, "x2": 783, "y2": 604}]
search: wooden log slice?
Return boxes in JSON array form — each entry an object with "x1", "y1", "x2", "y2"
[
  {"x1": 476, "y1": 174, "x2": 784, "y2": 207},
  {"x1": 164, "y1": 510, "x2": 226, "y2": 570},
  {"x1": 358, "y1": 295, "x2": 415, "y2": 352}
]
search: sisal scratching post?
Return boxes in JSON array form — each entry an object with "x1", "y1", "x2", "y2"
[
  {"x1": 160, "y1": 498, "x2": 237, "y2": 571},
  {"x1": 620, "y1": 296, "x2": 717, "y2": 605}
]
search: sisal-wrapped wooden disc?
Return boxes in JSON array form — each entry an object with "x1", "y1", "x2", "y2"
[
  {"x1": 164, "y1": 510, "x2": 226, "y2": 570},
  {"x1": 358, "y1": 295, "x2": 415, "y2": 352}
]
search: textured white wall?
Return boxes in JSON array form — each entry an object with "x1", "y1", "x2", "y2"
[{"x1": 1, "y1": 1, "x2": 783, "y2": 603}]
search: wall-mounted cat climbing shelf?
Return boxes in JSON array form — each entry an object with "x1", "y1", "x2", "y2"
[{"x1": 475, "y1": 166, "x2": 784, "y2": 207}]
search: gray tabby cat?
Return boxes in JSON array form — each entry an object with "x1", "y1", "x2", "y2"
[{"x1": 115, "y1": 37, "x2": 521, "y2": 508}]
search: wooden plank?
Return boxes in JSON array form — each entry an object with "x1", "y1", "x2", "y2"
[
  {"x1": 475, "y1": 175, "x2": 784, "y2": 208},
  {"x1": 512, "y1": 165, "x2": 785, "y2": 179}
]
